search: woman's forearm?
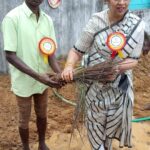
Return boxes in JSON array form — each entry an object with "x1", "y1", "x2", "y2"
[
  {"x1": 65, "y1": 48, "x2": 82, "y2": 68},
  {"x1": 61, "y1": 48, "x2": 82, "y2": 81},
  {"x1": 118, "y1": 58, "x2": 138, "y2": 73}
]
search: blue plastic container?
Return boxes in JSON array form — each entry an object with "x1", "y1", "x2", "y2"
[{"x1": 129, "y1": 0, "x2": 150, "y2": 10}]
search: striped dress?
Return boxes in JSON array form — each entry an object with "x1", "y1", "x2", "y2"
[{"x1": 74, "y1": 10, "x2": 144, "y2": 150}]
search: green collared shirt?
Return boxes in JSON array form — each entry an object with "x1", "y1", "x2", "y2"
[{"x1": 2, "y1": 2, "x2": 57, "y2": 97}]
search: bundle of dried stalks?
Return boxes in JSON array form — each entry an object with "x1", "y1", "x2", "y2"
[
  {"x1": 51, "y1": 59, "x2": 131, "y2": 142},
  {"x1": 53, "y1": 59, "x2": 120, "y2": 84}
]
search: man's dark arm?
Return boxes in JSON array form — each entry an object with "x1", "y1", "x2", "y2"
[
  {"x1": 5, "y1": 51, "x2": 39, "y2": 79},
  {"x1": 48, "y1": 54, "x2": 61, "y2": 73},
  {"x1": 5, "y1": 51, "x2": 61, "y2": 88}
]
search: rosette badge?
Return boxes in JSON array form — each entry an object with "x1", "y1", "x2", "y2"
[
  {"x1": 106, "y1": 32, "x2": 126, "y2": 59},
  {"x1": 48, "y1": 0, "x2": 61, "y2": 9},
  {"x1": 39, "y1": 37, "x2": 56, "y2": 63}
]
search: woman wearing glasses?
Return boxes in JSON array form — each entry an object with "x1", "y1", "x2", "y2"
[{"x1": 62, "y1": 0, "x2": 145, "y2": 149}]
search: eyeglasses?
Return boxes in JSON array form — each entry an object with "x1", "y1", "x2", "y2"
[{"x1": 114, "y1": 0, "x2": 129, "y2": 2}]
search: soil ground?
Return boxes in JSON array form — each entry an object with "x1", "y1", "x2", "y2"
[{"x1": 0, "y1": 54, "x2": 150, "y2": 150}]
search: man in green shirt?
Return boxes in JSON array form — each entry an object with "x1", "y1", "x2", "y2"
[{"x1": 2, "y1": 0, "x2": 62, "y2": 149}]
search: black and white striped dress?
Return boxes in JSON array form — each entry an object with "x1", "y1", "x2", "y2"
[{"x1": 74, "y1": 10, "x2": 144, "y2": 150}]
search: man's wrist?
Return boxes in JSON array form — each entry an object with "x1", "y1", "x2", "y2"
[{"x1": 33, "y1": 73, "x2": 42, "y2": 82}]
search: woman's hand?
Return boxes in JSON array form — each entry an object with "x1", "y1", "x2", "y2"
[
  {"x1": 61, "y1": 48, "x2": 81, "y2": 82},
  {"x1": 61, "y1": 66, "x2": 74, "y2": 82},
  {"x1": 117, "y1": 58, "x2": 138, "y2": 73},
  {"x1": 104, "y1": 65, "x2": 119, "y2": 82}
]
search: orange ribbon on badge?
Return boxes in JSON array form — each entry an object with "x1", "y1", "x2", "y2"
[
  {"x1": 106, "y1": 32, "x2": 126, "y2": 59},
  {"x1": 39, "y1": 37, "x2": 56, "y2": 64}
]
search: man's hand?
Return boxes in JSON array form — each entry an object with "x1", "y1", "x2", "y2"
[{"x1": 38, "y1": 73, "x2": 63, "y2": 88}]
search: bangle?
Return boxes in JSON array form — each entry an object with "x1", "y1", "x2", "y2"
[{"x1": 65, "y1": 62, "x2": 74, "y2": 68}]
